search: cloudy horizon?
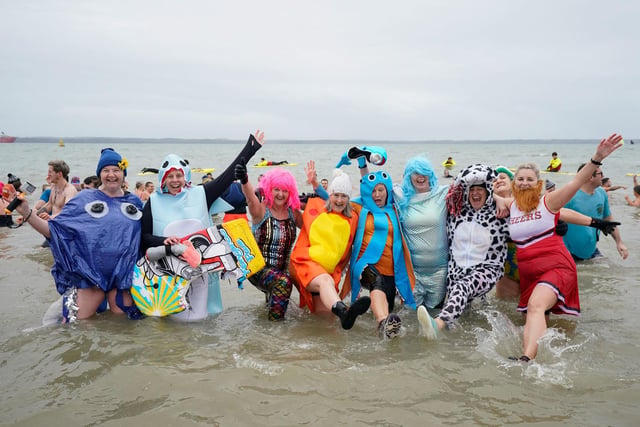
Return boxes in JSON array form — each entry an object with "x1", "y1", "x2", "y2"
[{"x1": 2, "y1": 1, "x2": 638, "y2": 140}]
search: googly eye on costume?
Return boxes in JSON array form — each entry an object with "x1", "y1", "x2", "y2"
[
  {"x1": 121, "y1": 203, "x2": 142, "y2": 220},
  {"x1": 85, "y1": 201, "x2": 109, "y2": 218}
]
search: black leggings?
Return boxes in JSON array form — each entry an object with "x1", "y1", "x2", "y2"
[{"x1": 361, "y1": 273, "x2": 396, "y2": 312}]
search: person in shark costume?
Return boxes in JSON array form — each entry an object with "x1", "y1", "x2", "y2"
[{"x1": 140, "y1": 130, "x2": 264, "y2": 321}]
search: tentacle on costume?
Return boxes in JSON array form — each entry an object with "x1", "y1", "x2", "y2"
[
  {"x1": 349, "y1": 170, "x2": 416, "y2": 309},
  {"x1": 347, "y1": 145, "x2": 388, "y2": 166},
  {"x1": 335, "y1": 145, "x2": 388, "y2": 168},
  {"x1": 335, "y1": 151, "x2": 353, "y2": 168}
]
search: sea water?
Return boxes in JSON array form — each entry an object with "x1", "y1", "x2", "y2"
[{"x1": 1, "y1": 139, "x2": 639, "y2": 426}]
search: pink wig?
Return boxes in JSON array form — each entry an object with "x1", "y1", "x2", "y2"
[{"x1": 259, "y1": 168, "x2": 301, "y2": 210}]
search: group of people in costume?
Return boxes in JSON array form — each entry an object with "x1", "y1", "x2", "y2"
[{"x1": 9, "y1": 131, "x2": 628, "y2": 361}]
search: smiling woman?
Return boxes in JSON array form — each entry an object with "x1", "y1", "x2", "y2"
[
  {"x1": 419, "y1": 163, "x2": 509, "y2": 340},
  {"x1": 12, "y1": 147, "x2": 144, "y2": 322},
  {"x1": 394, "y1": 155, "x2": 449, "y2": 318},
  {"x1": 238, "y1": 165, "x2": 303, "y2": 321},
  {"x1": 289, "y1": 165, "x2": 371, "y2": 330},
  {"x1": 140, "y1": 131, "x2": 264, "y2": 322}
]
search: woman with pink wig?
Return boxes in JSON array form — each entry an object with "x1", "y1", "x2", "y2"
[{"x1": 235, "y1": 163, "x2": 303, "y2": 320}]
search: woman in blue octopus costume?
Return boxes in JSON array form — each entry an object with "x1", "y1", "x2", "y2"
[
  {"x1": 15, "y1": 148, "x2": 143, "y2": 322},
  {"x1": 342, "y1": 146, "x2": 416, "y2": 339}
]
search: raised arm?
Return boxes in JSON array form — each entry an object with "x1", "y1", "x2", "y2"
[
  {"x1": 305, "y1": 160, "x2": 329, "y2": 200},
  {"x1": 235, "y1": 159, "x2": 265, "y2": 225},
  {"x1": 204, "y1": 130, "x2": 264, "y2": 208},
  {"x1": 14, "y1": 196, "x2": 51, "y2": 238},
  {"x1": 625, "y1": 195, "x2": 640, "y2": 207},
  {"x1": 546, "y1": 134, "x2": 623, "y2": 212}
]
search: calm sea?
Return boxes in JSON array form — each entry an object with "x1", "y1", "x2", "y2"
[{"x1": 1, "y1": 139, "x2": 639, "y2": 426}]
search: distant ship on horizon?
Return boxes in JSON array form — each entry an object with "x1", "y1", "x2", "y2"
[{"x1": 0, "y1": 132, "x2": 17, "y2": 143}]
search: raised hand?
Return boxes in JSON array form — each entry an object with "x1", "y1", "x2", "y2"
[
  {"x1": 305, "y1": 160, "x2": 318, "y2": 186},
  {"x1": 235, "y1": 157, "x2": 249, "y2": 184},
  {"x1": 594, "y1": 133, "x2": 623, "y2": 162}
]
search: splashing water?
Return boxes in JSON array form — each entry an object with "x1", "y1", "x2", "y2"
[{"x1": 474, "y1": 309, "x2": 591, "y2": 388}]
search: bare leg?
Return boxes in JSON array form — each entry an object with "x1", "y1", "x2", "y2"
[
  {"x1": 76, "y1": 287, "x2": 108, "y2": 320},
  {"x1": 370, "y1": 289, "x2": 389, "y2": 323},
  {"x1": 307, "y1": 273, "x2": 340, "y2": 311},
  {"x1": 522, "y1": 285, "x2": 557, "y2": 359}
]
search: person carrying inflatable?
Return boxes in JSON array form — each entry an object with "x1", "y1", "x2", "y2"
[
  {"x1": 140, "y1": 130, "x2": 264, "y2": 321},
  {"x1": 289, "y1": 162, "x2": 371, "y2": 330}
]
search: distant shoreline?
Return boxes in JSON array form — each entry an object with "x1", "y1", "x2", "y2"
[{"x1": 8, "y1": 137, "x2": 605, "y2": 145}]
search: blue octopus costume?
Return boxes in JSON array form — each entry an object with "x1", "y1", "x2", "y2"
[
  {"x1": 46, "y1": 148, "x2": 144, "y2": 321},
  {"x1": 49, "y1": 189, "x2": 143, "y2": 297},
  {"x1": 348, "y1": 170, "x2": 416, "y2": 309}
]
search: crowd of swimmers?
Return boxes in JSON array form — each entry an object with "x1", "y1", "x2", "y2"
[{"x1": 1, "y1": 131, "x2": 635, "y2": 362}]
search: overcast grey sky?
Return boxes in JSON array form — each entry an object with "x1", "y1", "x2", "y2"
[{"x1": 1, "y1": 1, "x2": 638, "y2": 140}]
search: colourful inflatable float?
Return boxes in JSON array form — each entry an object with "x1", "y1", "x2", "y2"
[{"x1": 131, "y1": 219, "x2": 265, "y2": 317}]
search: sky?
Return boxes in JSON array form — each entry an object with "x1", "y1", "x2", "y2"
[{"x1": 1, "y1": 1, "x2": 638, "y2": 140}]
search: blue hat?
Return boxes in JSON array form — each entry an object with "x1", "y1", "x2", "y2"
[{"x1": 96, "y1": 148, "x2": 127, "y2": 176}]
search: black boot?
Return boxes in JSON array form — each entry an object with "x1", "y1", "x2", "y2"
[
  {"x1": 332, "y1": 297, "x2": 371, "y2": 330},
  {"x1": 332, "y1": 301, "x2": 348, "y2": 319}
]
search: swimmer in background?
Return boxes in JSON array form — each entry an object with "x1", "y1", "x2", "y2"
[
  {"x1": 442, "y1": 156, "x2": 455, "y2": 177},
  {"x1": 624, "y1": 175, "x2": 640, "y2": 207},
  {"x1": 602, "y1": 177, "x2": 626, "y2": 193},
  {"x1": 256, "y1": 157, "x2": 289, "y2": 166},
  {"x1": 546, "y1": 152, "x2": 562, "y2": 172}
]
